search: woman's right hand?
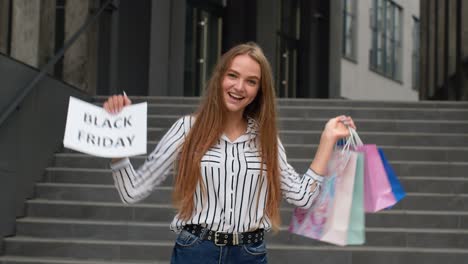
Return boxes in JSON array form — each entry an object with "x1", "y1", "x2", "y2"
[
  {"x1": 103, "y1": 94, "x2": 132, "y2": 114},
  {"x1": 103, "y1": 94, "x2": 132, "y2": 163}
]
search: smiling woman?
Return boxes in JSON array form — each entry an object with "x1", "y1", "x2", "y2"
[
  {"x1": 222, "y1": 54, "x2": 261, "y2": 116},
  {"x1": 103, "y1": 42, "x2": 357, "y2": 264}
]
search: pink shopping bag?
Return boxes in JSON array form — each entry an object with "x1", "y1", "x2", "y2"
[
  {"x1": 348, "y1": 128, "x2": 397, "y2": 212},
  {"x1": 289, "y1": 150, "x2": 358, "y2": 246},
  {"x1": 358, "y1": 144, "x2": 397, "y2": 212}
]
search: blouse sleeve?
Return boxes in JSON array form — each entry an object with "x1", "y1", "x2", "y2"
[
  {"x1": 278, "y1": 138, "x2": 325, "y2": 208},
  {"x1": 110, "y1": 115, "x2": 192, "y2": 204}
]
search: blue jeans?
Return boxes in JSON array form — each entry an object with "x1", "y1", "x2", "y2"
[{"x1": 170, "y1": 229, "x2": 268, "y2": 264}]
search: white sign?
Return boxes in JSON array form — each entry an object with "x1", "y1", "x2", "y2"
[{"x1": 63, "y1": 96, "x2": 147, "y2": 158}]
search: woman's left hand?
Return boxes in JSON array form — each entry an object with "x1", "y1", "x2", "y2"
[{"x1": 322, "y1": 115, "x2": 357, "y2": 143}]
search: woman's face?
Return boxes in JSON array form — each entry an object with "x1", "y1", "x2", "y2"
[{"x1": 222, "y1": 54, "x2": 261, "y2": 116}]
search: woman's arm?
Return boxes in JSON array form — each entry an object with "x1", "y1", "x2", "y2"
[
  {"x1": 110, "y1": 116, "x2": 188, "y2": 204},
  {"x1": 102, "y1": 94, "x2": 190, "y2": 204},
  {"x1": 278, "y1": 139, "x2": 324, "y2": 208}
]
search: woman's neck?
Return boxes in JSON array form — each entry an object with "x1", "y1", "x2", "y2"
[{"x1": 224, "y1": 112, "x2": 247, "y2": 141}]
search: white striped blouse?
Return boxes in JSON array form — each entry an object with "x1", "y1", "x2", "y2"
[{"x1": 110, "y1": 115, "x2": 324, "y2": 233}]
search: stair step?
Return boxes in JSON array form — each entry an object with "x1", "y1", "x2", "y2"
[
  {"x1": 143, "y1": 115, "x2": 468, "y2": 133},
  {"x1": 266, "y1": 244, "x2": 468, "y2": 264},
  {"x1": 4, "y1": 96, "x2": 468, "y2": 263},
  {"x1": 0, "y1": 256, "x2": 165, "y2": 264},
  {"x1": 93, "y1": 95, "x2": 468, "y2": 109},
  {"x1": 34, "y1": 183, "x2": 468, "y2": 209},
  {"x1": 44, "y1": 160, "x2": 468, "y2": 186},
  {"x1": 15, "y1": 217, "x2": 468, "y2": 249},
  {"x1": 142, "y1": 129, "x2": 468, "y2": 146},
  {"x1": 25, "y1": 200, "x2": 468, "y2": 229},
  {"x1": 140, "y1": 104, "x2": 468, "y2": 121},
  {"x1": 55, "y1": 144, "x2": 468, "y2": 163},
  {"x1": 3, "y1": 237, "x2": 174, "y2": 261},
  {"x1": 4, "y1": 236, "x2": 468, "y2": 264}
]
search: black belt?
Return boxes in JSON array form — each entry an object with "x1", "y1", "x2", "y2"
[{"x1": 182, "y1": 225, "x2": 264, "y2": 246}]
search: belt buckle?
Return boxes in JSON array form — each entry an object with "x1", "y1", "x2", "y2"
[
  {"x1": 214, "y1": 231, "x2": 228, "y2": 246},
  {"x1": 232, "y1": 232, "x2": 239, "y2": 245}
]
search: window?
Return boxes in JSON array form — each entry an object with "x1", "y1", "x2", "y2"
[
  {"x1": 369, "y1": 0, "x2": 402, "y2": 81},
  {"x1": 412, "y1": 17, "x2": 420, "y2": 90},
  {"x1": 342, "y1": 0, "x2": 357, "y2": 60}
]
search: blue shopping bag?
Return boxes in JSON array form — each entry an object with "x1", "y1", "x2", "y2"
[{"x1": 377, "y1": 148, "x2": 406, "y2": 202}]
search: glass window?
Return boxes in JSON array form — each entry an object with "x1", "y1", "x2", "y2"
[
  {"x1": 369, "y1": 0, "x2": 402, "y2": 81},
  {"x1": 342, "y1": 0, "x2": 357, "y2": 60}
]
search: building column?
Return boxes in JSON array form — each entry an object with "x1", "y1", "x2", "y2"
[
  {"x1": 427, "y1": 0, "x2": 436, "y2": 98},
  {"x1": 10, "y1": 0, "x2": 40, "y2": 66},
  {"x1": 328, "y1": 0, "x2": 342, "y2": 98},
  {"x1": 148, "y1": 0, "x2": 171, "y2": 96},
  {"x1": 39, "y1": 0, "x2": 55, "y2": 72},
  {"x1": 419, "y1": 0, "x2": 427, "y2": 99},
  {"x1": 10, "y1": 0, "x2": 55, "y2": 68},
  {"x1": 168, "y1": 0, "x2": 186, "y2": 96},
  {"x1": 461, "y1": 0, "x2": 468, "y2": 100},
  {"x1": 256, "y1": 0, "x2": 279, "y2": 73},
  {"x1": 63, "y1": 0, "x2": 98, "y2": 95},
  {"x1": 0, "y1": 0, "x2": 10, "y2": 54}
]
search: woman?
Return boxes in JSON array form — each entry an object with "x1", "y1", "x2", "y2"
[{"x1": 104, "y1": 42, "x2": 356, "y2": 263}]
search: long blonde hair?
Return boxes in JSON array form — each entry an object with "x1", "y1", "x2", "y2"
[{"x1": 173, "y1": 42, "x2": 281, "y2": 231}]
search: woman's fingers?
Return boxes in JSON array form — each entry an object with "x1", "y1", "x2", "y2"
[
  {"x1": 123, "y1": 94, "x2": 132, "y2": 106},
  {"x1": 107, "y1": 96, "x2": 115, "y2": 113},
  {"x1": 103, "y1": 95, "x2": 131, "y2": 114},
  {"x1": 111, "y1": 95, "x2": 119, "y2": 113},
  {"x1": 338, "y1": 115, "x2": 357, "y2": 130},
  {"x1": 116, "y1": 95, "x2": 124, "y2": 113}
]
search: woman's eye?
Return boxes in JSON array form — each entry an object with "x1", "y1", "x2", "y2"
[
  {"x1": 247, "y1": 80, "x2": 257, "y2": 85},
  {"x1": 227, "y1": 73, "x2": 237, "y2": 78}
]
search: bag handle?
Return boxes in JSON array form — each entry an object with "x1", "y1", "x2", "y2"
[
  {"x1": 331, "y1": 126, "x2": 363, "y2": 173},
  {"x1": 348, "y1": 127, "x2": 364, "y2": 147}
]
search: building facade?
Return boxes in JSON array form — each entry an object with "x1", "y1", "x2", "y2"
[
  {"x1": 419, "y1": 0, "x2": 468, "y2": 101},
  {"x1": 0, "y1": 0, "x2": 429, "y2": 101},
  {"x1": 340, "y1": 0, "x2": 420, "y2": 101}
]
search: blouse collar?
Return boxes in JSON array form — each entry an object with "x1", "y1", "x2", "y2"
[{"x1": 220, "y1": 116, "x2": 259, "y2": 144}]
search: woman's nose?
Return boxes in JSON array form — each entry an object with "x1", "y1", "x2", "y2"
[{"x1": 233, "y1": 79, "x2": 245, "y2": 91}]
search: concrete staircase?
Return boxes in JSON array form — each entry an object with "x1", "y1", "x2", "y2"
[{"x1": 1, "y1": 97, "x2": 468, "y2": 264}]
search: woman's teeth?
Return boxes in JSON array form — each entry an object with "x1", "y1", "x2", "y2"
[{"x1": 228, "y1": 92, "x2": 244, "y2": 100}]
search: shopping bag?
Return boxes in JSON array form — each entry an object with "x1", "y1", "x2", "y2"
[
  {"x1": 349, "y1": 129, "x2": 397, "y2": 212},
  {"x1": 378, "y1": 148, "x2": 406, "y2": 203},
  {"x1": 288, "y1": 147, "x2": 358, "y2": 246},
  {"x1": 346, "y1": 152, "x2": 365, "y2": 245},
  {"x1": 320, "y1": 151, "x2": 358, "y2": 246},
  {"x1": 288, "y1": 168, "x2": 336, "y2": 241}
]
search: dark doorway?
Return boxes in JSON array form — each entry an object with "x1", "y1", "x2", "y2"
[{"x1": 184, "y1": 0, "x2": 224, "y2": 96}]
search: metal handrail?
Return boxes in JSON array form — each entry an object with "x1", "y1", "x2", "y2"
[{"x1": 0, "y1": 0, "x2": 115, "y2": 126}]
